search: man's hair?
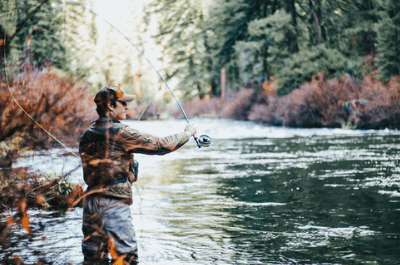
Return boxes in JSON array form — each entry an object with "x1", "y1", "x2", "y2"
[
  {"x1": 95, "y1": 86, "x2": 129, "y2": 117},
  {"x1": 95, "y1": 87, "x2": 117, "y2": 117},
  {"x1": 96, "y1": 99, "x2": 117, "y2": 117}
]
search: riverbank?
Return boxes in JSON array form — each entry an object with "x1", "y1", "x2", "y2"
[
  {"x1": 0, "y1": 166, "x2": 84, "y2": 212},
  {"x1": 0, "y1": 160, "x2": 84, "y2": 257},
  {"x1": 171, "y1": 74, "x2": 400, "y2": 130},
  {"x1": 0, "y1": 64, "x2": 94, "y2": 213}
]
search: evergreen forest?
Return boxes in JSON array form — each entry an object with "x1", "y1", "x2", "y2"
[{"x1": 1, "y1": 0, "x2": 400, "y2": 129}]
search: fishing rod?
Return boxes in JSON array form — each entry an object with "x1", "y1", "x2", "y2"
[{"x1": 72, "y1": 2, "x2": 211, "y2": 148}]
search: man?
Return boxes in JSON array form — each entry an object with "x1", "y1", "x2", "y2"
[{"x1": 79, "y1": 86, "x2": 196, "y2": 264}]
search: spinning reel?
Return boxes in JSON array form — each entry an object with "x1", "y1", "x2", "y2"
[{"x1": 195, "y1": 135, "x2": 211, "y2": 148}]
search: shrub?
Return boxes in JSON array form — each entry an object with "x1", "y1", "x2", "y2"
[
  {"x1": 356, "y1": 75, "x2": 400, "y2": 128},
  {"x1": 170, "y1": 72, "x2": 400, "y2": 130},
  {"x1": 0, "y1": 64, "x2": 97, "y2": 151},
  {"x1": 172, "y1": 97, "x2": 223, "y2": 119},
  {"x1": 217, "y1": 89, "x2": 255, "y2": 120},
  {"x1": 171, "y1": 89, "x2": 256, "y2": 121},
  {"x1": 248, "y1": 73, "x2": 400, "y2": 129}
]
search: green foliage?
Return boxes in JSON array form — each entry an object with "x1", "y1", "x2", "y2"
[
  {"x1": 62, "y1": 0, "x2": 101, "y2": 78},
  {"x1": 57, "y1": 178, "x2": 74, "y2": 195},
  {"x1": 1, "y1": 0, "x2": 398, "y2": 104},
  {"x1": 276, "y1": 45, "x2": 350, "y2": 95},
  {"x1": 0, "y1": 0, "x2": 100, "y2": 80},
  {"x1": 204, "y1": 0, "x2": 285, "y2": 94},
  {"x1": 144, "y1": 0, "x2": 210, "y2": 100},
  {"x1": 235, "y1": 10, "x2": 304, "y2": 84},
  {"x1": 376, "y1": 0, "x2": 400, "y2": 81},
  {"x1": 147, "y1": 0, "x2": 400, "y2": 98},
  {"x1": 0, "y1": 0, "x2": 66, "y2": 68}
]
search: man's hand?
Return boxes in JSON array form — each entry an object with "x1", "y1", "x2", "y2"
[{"x1": 184, "y1": 123, "x2": 197, "y2": 136}]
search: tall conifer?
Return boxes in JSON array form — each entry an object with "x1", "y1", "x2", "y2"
[{"x1": 376, "y1": 0, "x2": 400, "y2": 80}]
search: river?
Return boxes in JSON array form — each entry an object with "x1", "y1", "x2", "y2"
[{"x1": 3, "y1": 118, "x2": 400, "y2": 264}]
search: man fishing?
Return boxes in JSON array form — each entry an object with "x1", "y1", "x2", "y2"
[{"x1": 79, "y1": 86, "x2": 197, "y2": 264}]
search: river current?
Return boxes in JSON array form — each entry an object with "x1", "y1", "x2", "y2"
[{"x1": 3, "y1": 118, "x2": 400, "y2": 264}]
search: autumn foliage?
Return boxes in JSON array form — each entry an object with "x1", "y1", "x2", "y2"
[
  {"x1": 0, "y1": 64, "x2": 96, "y2": 262},
  {"x1": 173, "y1": 89, "x2": 255, "y2": 120},
  {"x1": 0, "y1": 63, "x2": 97, "y2": 150},
  {"x1": 248, "y1": 74, "x2": 400, "y2": 128},
  {"x1": 174, "y1": 74, "x2": 400, "y2": 129}
]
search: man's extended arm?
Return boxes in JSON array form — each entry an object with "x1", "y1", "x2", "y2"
[{"x1": 121, "y1": 124, "x2": 196, "y2": 155}]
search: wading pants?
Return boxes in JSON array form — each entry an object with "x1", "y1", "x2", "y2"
[{"x1": 82, "y1": 195, "x2": 138, "y2": 264}]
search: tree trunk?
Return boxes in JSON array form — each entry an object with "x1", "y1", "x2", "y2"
[
  {"x1": 316, "y1": 0, "x2": 327, "y2": 42},
  {"x1": 288, "y1": 0, "x2": 299, "y2": 52},
  {"x1": 309, "y1": 0, "x2": 321, "y2": 45},
  {"x1": 0, "y1": 27, "x2": 10, "y2": 63},
  {"x1": 221, "y1": 68, "x2": 226, "y2": 101}
]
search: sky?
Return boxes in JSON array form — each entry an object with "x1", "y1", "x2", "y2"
[
  {"x1": 87, "y1": 0, "x2": 174, "y2": 97},
  {"x1": 90, "y1": 0, "x2": 144, "y2": 30},
  {"x1": 89, "y1": 1, "x2": 161, "y2": 72}
]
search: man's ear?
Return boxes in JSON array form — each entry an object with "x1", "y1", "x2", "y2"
[{"x1": 107, "y1": 101, "x2": 114, "y2": 112}]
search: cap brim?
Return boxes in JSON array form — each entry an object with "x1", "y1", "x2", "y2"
[{"x1": 118, "y1": 94, "x2": 136, "y2": 102}]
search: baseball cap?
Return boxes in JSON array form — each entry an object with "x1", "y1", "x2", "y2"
[{"x1": 94, "y1": 86, "x2": 136, "y2": 105}]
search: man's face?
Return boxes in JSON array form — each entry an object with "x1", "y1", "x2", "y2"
[{"x1": 111, "y1": 100, "x2": 128, "y2": 120}]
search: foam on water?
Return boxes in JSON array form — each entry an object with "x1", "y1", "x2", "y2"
[{"x1": 124, "y1": 118, "x2": 400, "y2": 140}]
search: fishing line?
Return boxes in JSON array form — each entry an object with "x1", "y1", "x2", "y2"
[
  {"x1": 67, "y1": 1, "x2": 212, "y2": 194},
  {"x1": 66, "y1": 0, "x2": 211, "y2": 148},
  {"x1": 137, "y1": 98, "x2": 154, "y2": 121},
  {"x1": 2, "y1": 7, "x2": 79, "y2": 159},
  {"x1": 3, "y1": 78, "x2": 79, "y2": 157},
  {"x1": 3, "y1": 1, "x2": 209, "y2": 178}
]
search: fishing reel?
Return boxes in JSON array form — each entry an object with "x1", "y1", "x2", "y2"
[{"x1": 194, "y1": 135, "x2": 211, "y2": 148}]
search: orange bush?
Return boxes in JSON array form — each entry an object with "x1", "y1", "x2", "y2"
[
  {"x1": 173, "y1": 74, "x2": 400, "y2": 129},
  {"x1": 172, "y1": 97, "x2": 223, "y2": 119},
  {"x1": 248, "y1": 74, "x2": 400, "y2": 128},
  {"x1": 0, "y1": 64, "x2": 97, "y2": 149},
  {"x1": 171, "y1": 89, "x2": 256, "y2": 120},
  {"x1": 217, "y1": 89, "x2": 255, "y2": 120}
]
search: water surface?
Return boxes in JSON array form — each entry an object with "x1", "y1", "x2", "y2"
[{"x1": 3, "y1": 119, "x2": 400, "y2": 264}]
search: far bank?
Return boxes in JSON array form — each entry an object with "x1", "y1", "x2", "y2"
[{"x1": 169, "y1": 74, "x2": 400, "y2": 130}]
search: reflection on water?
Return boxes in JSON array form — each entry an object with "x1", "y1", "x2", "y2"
[{"x1": 4, "y1": 119, "x2": 400, "y2": 264}]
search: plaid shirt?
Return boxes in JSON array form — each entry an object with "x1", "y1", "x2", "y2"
[{"x1": 79, "y1": 118, "x2": 190, "y2": 201}]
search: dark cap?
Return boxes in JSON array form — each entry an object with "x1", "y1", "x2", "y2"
[{"x1": 94, "y1": 86, "x2": 136, "y2": 105}]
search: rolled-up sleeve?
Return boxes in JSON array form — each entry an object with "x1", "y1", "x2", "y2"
[{"x1": 120, "y1": 125, "x2": 190, "y2": 155}]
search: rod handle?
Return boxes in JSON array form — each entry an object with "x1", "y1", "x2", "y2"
[{"x1": 194, "y1": 136, "x2": 202, "y2": 148}]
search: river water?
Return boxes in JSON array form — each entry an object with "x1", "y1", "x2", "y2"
[{"x1": 3, "y1": 118, "x2": 400, "y2": 264}]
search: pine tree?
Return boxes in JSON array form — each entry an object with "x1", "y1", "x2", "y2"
[
  {"x1": 145, "y1": 0, "x2": 210, "y2": 99},
  {"x1": 234, "y1": 10, "x2": 301, "y2": 86},
  {"x1": 0, "y1": 0, "x2": 66, "y2": 68},
  {"x1": 204, "y1": 0, "x2": 284, "y2": 94},
  {"x1": 62, "y1": 0, "x2": 94, "y2": 76},
  {"x1": 143, "y1": 0, "x2": 388, "y2": 98},
  {"x1": 376, "y1": 0, "x2": 400, "y2": 80}
]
